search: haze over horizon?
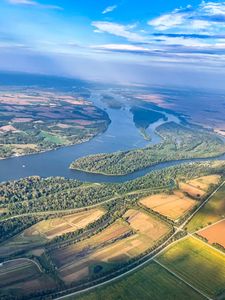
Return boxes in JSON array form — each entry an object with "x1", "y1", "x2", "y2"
[{"x1": 1, "y1": 0, "x2": 225, "y2": 88}]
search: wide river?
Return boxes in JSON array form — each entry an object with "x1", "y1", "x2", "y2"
[{"x1": 0, "y1": 90, "x2": 225, "y2": 183}]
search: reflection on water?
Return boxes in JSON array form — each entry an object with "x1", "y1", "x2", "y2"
[{"x1": 0, "y1": 87, "x2": 223, "y2": 184}]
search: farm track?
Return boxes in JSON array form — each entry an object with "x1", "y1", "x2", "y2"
[
  {"x1": 195, "y1": 218, "x2": 225, "y2": 234},
  {"x1": 1, "y1": 257, "x2": 43, "y2": 273},
  {"x1": 52, "y1": 180, "x2": 225, "y2": 300},
  {"x1": 154, "y1": 259, "x2": 211, "y2": 300}
]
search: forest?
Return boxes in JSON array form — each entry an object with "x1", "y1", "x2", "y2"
[{"x1": 70, "y1": 122, "x2": 225, "y2": 175}]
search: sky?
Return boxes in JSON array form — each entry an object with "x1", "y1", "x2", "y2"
[{"x1": 1, "y1": 0, "x2": 225, "y2": 87}]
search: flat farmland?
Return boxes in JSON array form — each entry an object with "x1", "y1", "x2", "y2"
[
  {"x1": 198, "y1": 219, "x2": 225, "y2": 248},
  {"x1": 123, "y1": 209, "x2": 170, "y2": 244},
  {"x1": 0, "y1": 90, "x2": 110, "y2": 159},
  {"x1": 25, "y1": 208, "x2": 105, "y2": 239},
  {"x1": 186, "y1": 175, "x2": 221, "y2": 191},
  {"x1": 51, "y1": 220, "x2": 132, "y2": 283},
  {"x1": 0, "y1": 209, "x2": 104, "y2": 257},
  {"x1": 140, "y1": 191, "x2": 197, "y2": 220},
  {"x1": 51, "y1": 220, "x2": 131, "y2": 267},
  {"x1": 51, "y1": 210, "x2": 171, "y2": 284},
  {"x1": 66, "y1": 262, "x2": 204, "y2": 300},
  {"x1": 186, "y1": 183, "x2": 225, "y2": 232},
  {"x1": 158, "y1": 237, "x2": 225, "y2": 298},
  {"x1": 179, "y1": 175, "x2": 220, "y2": 199},
  {"x1": 0, "y1": 258, "x2": 55, "y2": 297}
]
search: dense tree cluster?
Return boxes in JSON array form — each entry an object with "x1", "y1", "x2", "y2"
[
  {"x1": 70, "y1": 122, "x2": 225, "y2": 175},
  {"x1": 0, "y1": 177, "x2": 82, "y2": 205},
  {"x1": 1, "y1": 161, "x2": 224, "y2": 216},
  {"x1": 0, "y1": 216, "x2": 39, "y2": 243}
]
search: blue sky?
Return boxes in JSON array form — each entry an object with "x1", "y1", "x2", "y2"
[{"x1": 1, "y1": 0, "x2": 225, "y2": 85}]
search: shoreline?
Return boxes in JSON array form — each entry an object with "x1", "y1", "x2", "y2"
[
  {"x1": 70, "y1": 150, "x2": 225, "y2": 177},
  {"x1": 0, "y1": 127, "x2": 109, "y2": 162}
]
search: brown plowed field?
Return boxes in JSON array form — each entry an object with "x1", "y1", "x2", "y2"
[
  {"x1": 140, "y1": 191, "x2": 197, "y2": 220},
  {"x1": 179, "y1": 175, "x2": 220, "y2": 199},
  {"x1": 198, "y1": 219, "x2": 225, "y2": 248},
  {"x1": 51, "y1": 210, "x2": 171, "y2": 284}
]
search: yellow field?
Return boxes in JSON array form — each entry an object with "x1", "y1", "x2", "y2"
[
  {"x1": 140, "y1": 191, "x2": 197, "y2": 220},
  {"x1": 158, "y1": 236, "x2": 225, "y2": 298},
  {"x1": 0, "y1": 209, "x2": 104, "y2": 257},
  {"x1": 52, "y1": 210, "x2": 171, "y2": 284},
  {"x1": 0, "y1": 258, "x2": 55, "y2": 297},
  {"x1": 25, "y1": 208, "x2": 105, "y2": 239},
  {"x1": 179, "y1": 175, "x2": 220, "y2": 199}
]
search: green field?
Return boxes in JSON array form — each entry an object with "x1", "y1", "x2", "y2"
[
  {"x1": 39, "y1": 130, "x2": 67, "y2": 145},
  {"x1": 186, "y1": 183, "x2": 225, "y2": 232},
  {"x1": 65, "y1": 262, "x2": 204, "y2": 300},
  {"x1": 158, "y1": 237, "x2": 225, "y2": 298}
]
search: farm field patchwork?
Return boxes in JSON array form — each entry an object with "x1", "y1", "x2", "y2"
[
  {"x1": 197, "y1": 219, "x2": 225, "y2": 248},
  {"x1": 140, "y1": 191, "x2": 197, "y2": 220},
  {"x1": 25, "y1": 208, "x2": 105, "y2": 239},
  {"x1": 0, "y1": 258, "x2": 55, "y2": 297},
  {"x1": 185, "y1": 175, "x2": 221, "y2": 191},
  {"x1": 66, "y1": 262, "x2": 204, "y2": 300},
  {"x1": 0, "y1": 208, "x2": 104, "y2": 257},
  {"x1": 186, "y1": 183, "x2": 225, "y2": 232},
  {"x1": 179, "y1": 175, "x2": 220, "y2": 199},
  {"x1": 158, "y1": 236, "x2": 225, "y2": 298},
  {"x1": 0, "y1": 89, "x2": 110, "y2": 159},
  {"x1": 51, "y1": 219, "x2": 132, "y2": 283},
  {"x1": 123, "y1": 209, "x2": 170, "y2": 244},
  {"x1": 51, "y1": 210, "x2": 171, "y2": 284}
]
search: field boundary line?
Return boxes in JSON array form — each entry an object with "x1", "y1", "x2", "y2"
[
  {"x1": 1, "y1": 257, "x2": 43, "y2": 272},
  {"x1": 195, "y1": 218, "x2": 225, "y2": 234},
  {"x1": 189, "y1": 234, "x2": 225, "y2": 257},
  {"x1": 181, "y1": 180, "x2": 225, "y2": 230},
  {"x1": 52, "y1": 182, "x2": 225, "y2": 299},
  {"x1": 54, "y1": 235, "x2": 189, "y2": 300},
  {"x1": 154, "y1": 259, "x2": 212, "y2": 300}
]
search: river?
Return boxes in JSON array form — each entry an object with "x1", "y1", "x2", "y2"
[{"x1": 0, "y1": 89, "x2": 224, "y2": 183}]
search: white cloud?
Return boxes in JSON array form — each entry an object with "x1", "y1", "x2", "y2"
[
  {"x1": 148, "y1": 12, "x2": 186, "y2": 30},
  {"x1": 91, "y1": 44, "x2": 149, "y2": 52},
  {"x1": 148, "y1": 1, "x2": 225, "y2": 32},
  {"x1": 191, "y1": 20, "x2": 210, "y2": 29},
  {"x1": 157, "y1": 36, "x2": 208, "y2": 48},
  {"x1": 102, "y1": 5, "x2": 117, "y2": 14},
  {"x1": 7, "y1": 0, "x2": 62, "y2": 9},
  {"x1": 8, "y1": 0, "x2": 36, "y2": 5},
  {"x1": 92, "y1": 21, "x2": 145, "y2": 42},
  {"x1": 200, "y1": 1, "x2": 225, "y2": 16}
]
